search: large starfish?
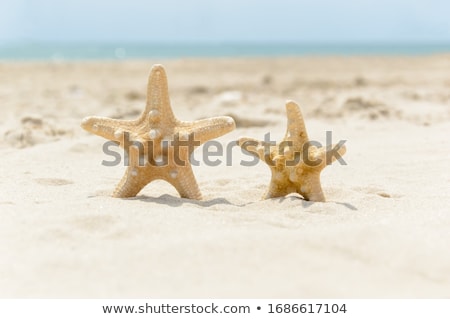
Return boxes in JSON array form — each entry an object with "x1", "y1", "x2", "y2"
[
  {"x1": 81, "y1": 64, "x2": 235, "y2": 200},
  {"x1": 238, "y1": 100, "x2": 346, "y2": 202}
]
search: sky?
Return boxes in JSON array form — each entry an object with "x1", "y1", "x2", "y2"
[{"x1": 1, "y1": 0, "x2": 450, "y2": 44}]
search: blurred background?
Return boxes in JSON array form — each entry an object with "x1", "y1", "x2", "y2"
[{"x1": 1, "y1": 0, "x2": 450, "y2": 59}]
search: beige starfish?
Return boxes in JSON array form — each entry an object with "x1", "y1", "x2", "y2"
[
  {"x1": 81, "y1": 64, "x2": 235, "y2": 200},
  {"x1": 238, "y1": 100, "x2": 346, "y2": 202}
]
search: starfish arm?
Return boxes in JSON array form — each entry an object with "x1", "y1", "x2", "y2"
[
  {"x1": 326, "y1": 143, "x2": 347, "y2": 165},
  {"x1": 284, "y1": 100, "x2": 309, "y2": 148},
  {"x1": 81, "y1": 116, "x2": 136, "y2": 143},
  {"x1": 168, "y1": 165, "x2": 202, "y2": 200},
  {"x1": 112, "y1": 166, "x2": 152, "y2": 198},
  {"x1": 297, "y1": 173, "x2": 326, "y2": 202},
  {"x1": 181, "y1": 116, "x2": 235, "y2": 146},
  {"x1": 112, "y1": 147, "x2": 152, "y2": 197},
  {"x1": 309, "y1": 143, "x2": 347, "y2": 170},
  {"x1": 237, "y1": 137, "x2": 266, "y2": 161},
  {"x1": 143, "y1": 64, "x2": 177, "y2": 124},
  {"x1": 264, "y1": 180, "x2": 290, "y2": 199}
]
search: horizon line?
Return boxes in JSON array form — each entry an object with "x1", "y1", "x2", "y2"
[{"x1": 2, "y1": 40, "x2": 450, "y2": 46}]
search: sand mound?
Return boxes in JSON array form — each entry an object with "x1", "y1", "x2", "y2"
[{"x1": 3, "y1": 115, "x2": 73, "y2": 148}]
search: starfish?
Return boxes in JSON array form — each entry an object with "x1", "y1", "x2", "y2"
[
  {"x1": 81, "y1": 64, "x2": 235, "y2": 200},
  {"x1": 238, "y1": 100, "x2": 346, "y2": 202}
]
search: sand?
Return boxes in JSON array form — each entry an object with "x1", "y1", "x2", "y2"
[{"x1": 1, "y1": 56, "x2": 449, "y2": 298}]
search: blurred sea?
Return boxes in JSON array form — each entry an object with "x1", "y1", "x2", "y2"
[{"x1": 1, "y1": 42, "x2": 449, "y2": 60}]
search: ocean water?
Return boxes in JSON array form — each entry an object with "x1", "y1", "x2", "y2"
[{"x1": 0, "y1": 42, "x2": 449, "y2": 60}]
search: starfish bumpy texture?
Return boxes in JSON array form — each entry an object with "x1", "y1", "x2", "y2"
[
  {"x1": 81, "y1": 64, "x2": 235, "y2": 200},
  {"x1": 238, "y1": 101, "x2": 346, "y2": 202}
]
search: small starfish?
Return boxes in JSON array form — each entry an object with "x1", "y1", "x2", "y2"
[
  {"x1": 238, "y1": 100, "x2": 346, "y2": 202},
  {"x1": 81, "y1": 64, "x2": 235, "y2": 200}
]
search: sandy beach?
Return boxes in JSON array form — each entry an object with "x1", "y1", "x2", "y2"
[{"x1": 1, "y1": 56, "x2": 449, "y2": 298}]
